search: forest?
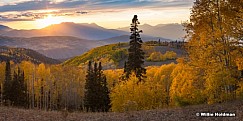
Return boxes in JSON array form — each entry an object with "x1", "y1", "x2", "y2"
[{"x1": 0, "y1": 0, "x2": 242, "y2": 113}]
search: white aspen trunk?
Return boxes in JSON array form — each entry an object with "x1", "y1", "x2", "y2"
[
  {"x1": 32, "y1": 65, "x2": 36, "y2": 109},
  {"x1": 45, "y1": 91, "x2": 47, "y2": 111},
  {"x1": 49, "y1": 89, "x2": 52, "y2": 110},
  {"x1": 0, "y1": 83, "x2": 2, "y2": 106}
]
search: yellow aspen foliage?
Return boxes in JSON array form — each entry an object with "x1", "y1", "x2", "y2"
[
  {"x1": 147, "y1": 51, "x2": 177, "y2": 62},
  {"x1": 184, "y1": 0, "x2": 243, "y2": 104},
  {"x1": 170, "y1": 61, "x2": 205, "y2": 106},
  {"x1": 20, "y1": 61, "x2": 35, "y2": 81},
  {"x1": 111, "y1": 64, "x2": 176, "y2": 112},
  {"x1": 237, "y1": 81, "x2": 243, "y2": 99},
  {"x1": 236, "y1": 58, "x2": 243, "y2": 70},
  {"x1": 110, "y1": 73, "x2": 165, "y2": 112},
  {"x1": 0, "y1": 62, "x2": 5, "y2": 85},
  {"x1": 103, "y1": 69, "x2": 123, "y2": 89},
  {"x1": 163, "y1": 51, "x2": 177, "y2": 60},
  {"x1": 148, "y1": 52, "x2": 162, "y2": 61},
  {"x1": 205, "y1": 67, "x2": 236, "y2": 104}
]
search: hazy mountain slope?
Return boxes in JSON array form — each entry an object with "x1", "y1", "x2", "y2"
[
  {"x1": 0, "y1": 25, "x2": 12, "y2": 31},
  {"x1": 0, "y1": 46, "x2": 60, "y2": 64},
  {"x1": 0, "y1": 22, "x2": 129, "y2": 40},
  {"x1": 118, "y1": 23, "x2": 186, "y2": 40},
  {"x1": 63, "y1": 42, "x2": 185, "y2": 69},
  {"x1": 0, "y1": 36, "x2": 107, "y2": 59},
  {"x1": 100, "y1": 35, "x2": 171, "y2": 44}
]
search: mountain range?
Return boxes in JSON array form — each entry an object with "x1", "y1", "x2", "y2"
[
  {"x1": 118, "y1": 23, "x2": 186, "y2": 40},
  {"x1": 0, "y1": 22, "x2": 185, "y2": 60},
  {"x1": 0, "y1": 22, "x2": 185, "y2": 41},
  {"x1": 0, "y1": 22, "x2": 128, "y2": 40},
  {"x1": 100, "y1": 35, "x2": 170, "y2": 44}
]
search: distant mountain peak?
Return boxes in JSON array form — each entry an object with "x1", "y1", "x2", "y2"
[
  {"x1": 0, "y1": 25, "x2": 12, "y2": 31},
  {"x1": 90, "y1": 23, "x2": 98, "y2": 26},
  {"x1": 142, "y1": 23, "x2": 153, "y2": 27},
  {"x1": 118, "y1": 23, "x2": 185, "y2": 40}
]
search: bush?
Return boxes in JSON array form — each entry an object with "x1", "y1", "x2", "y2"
[{"x1": 147, "y1": 51, "x2": 177, "y2": 62}]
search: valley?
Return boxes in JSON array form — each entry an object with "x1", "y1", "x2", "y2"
[
  {"x1": 0, "y1": 0, "x2": 242, "y2": 119},
  {"x1": 0, "y1": 22, "x2": 183, "y2": 60}
]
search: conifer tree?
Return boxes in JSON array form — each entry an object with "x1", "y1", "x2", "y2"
[
  {"x1": 11, "y1": 70, "x2": 18, "y2": 105},
  {"x1": 19, "y1": 71, "x2": 28, "y2": 108},
  {"x1": 98, "y1": 62, "x2": 110, "y2": 112},
  {"x1": 125, "y1": 15, "x2": 146, "y2": 82},
  {"x1": 84, "y1": 61, "x2": 110, "y2": 112},
  {"x1": 3, "y1": 60, "x2": 12, "y2": 105},
  {"x1": 84, "y1": 61, "x2": 95, "y2": 111},
  {"x1": 11, "y1": 67, "x2": 28, "y2": 107}
]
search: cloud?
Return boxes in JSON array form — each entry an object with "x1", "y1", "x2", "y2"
[
  {"x1": 0, "y1": 18, "x2": 34, "y2": 21},
  {"x1": 0, "y1": 0, "x2": 193, "y2": 22},
  {"x1": 0, "y1": 9, "x2": 89, "y2": 22},
  {"x1": 0, "y1": 0, "x2": 193, "y2": 12},
  {"x1": 0, "y1": 0, "x2": 87, "y2": 12}
]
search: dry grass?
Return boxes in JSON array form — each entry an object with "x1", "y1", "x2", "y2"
[{"x1": 0, "y1": 100, "x2": 242, "y2": 121}]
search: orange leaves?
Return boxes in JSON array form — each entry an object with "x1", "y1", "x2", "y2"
[
  {"x1": 236, "y1": 58, "x2": 243, "y2": 70},
  {"x1": 147, "y1": 51, "x2": 177, "y2": 62}
]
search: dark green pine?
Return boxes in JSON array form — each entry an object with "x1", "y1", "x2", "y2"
[{"x1": 125, "y1": 15, "x2": 146, "y2": 82}]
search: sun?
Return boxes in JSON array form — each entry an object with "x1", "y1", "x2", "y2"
[{"x1": 35, "y1": 14, "x2": 63, "y2": 28}]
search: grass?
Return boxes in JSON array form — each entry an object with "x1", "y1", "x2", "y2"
[
  {"x1": 62, "y1": 43, "x2": 129, "y2": 66},
  {"x1": 0, "y1": 100, "x2": 242, "y2": 121}
]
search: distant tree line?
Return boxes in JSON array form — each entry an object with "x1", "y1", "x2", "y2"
[{"x1": 144, "y1": 40, "x2": 187, "y2": 49}]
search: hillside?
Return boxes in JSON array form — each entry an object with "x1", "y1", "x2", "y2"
[
  {"x1": 63, "y1": 43, "x2": 129, "y2": 68},
  {"x1": 63, "y1": 42, "x2": 186, "y2": 69},
  {"x1": 0, "y1": 36, "x2": 106, "y2": 59},
  {"x1": 0, "y1": 100, "x2": 242, "y2": 121},
  {"x1": 0, "y1": 46, "x2": 60, "y2": 64}
]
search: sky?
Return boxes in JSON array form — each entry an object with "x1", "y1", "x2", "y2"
[{"x1": 0, "y1": 0, "x2": 194, "y2": 30}]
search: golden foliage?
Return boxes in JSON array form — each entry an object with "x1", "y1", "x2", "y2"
[
  {"x1": 110, "y1": 64, "x2": 176, "y2": 112},
  {"x1": 147, "y1": 51, "x2": 177, "y2": 62}
]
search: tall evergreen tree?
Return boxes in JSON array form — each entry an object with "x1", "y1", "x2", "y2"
[
  {"x1": 11, "y1": 69, "x2": 20, "y2": 106},
  {"x1": 98, "y1": 62, "x2": 111, "y2": 112},
  {"x1": 19, "y1": 71, "x2": 28, "y2": 108},
  {"x1": 84, "y1": 61, "x2": 95, "y2": 111},
  {"x1": 125, "y1": 15, "x2": 146, "y2": 82},
  {"x1": 3, "y1": 60, "x2": 12, "y2": 105},
  {"x1": 11, "y1": 67, "x2": 28, "y2": 107},
  {"x1": 84, "y1": 61, "x2": 110, "y2": 112}
]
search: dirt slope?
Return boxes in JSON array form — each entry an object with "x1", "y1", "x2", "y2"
[{"x1": 0, "y1": 100, "x2": 242, "y2": 121}]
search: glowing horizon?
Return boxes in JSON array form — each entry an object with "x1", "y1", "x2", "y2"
[{"x1": 0, "y1": 0, "x2": 193, "y2": 30}]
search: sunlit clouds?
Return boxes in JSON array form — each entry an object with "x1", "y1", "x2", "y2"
[{"x1": 0, "y1": 0, "x2": 193, "y2": 29}]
